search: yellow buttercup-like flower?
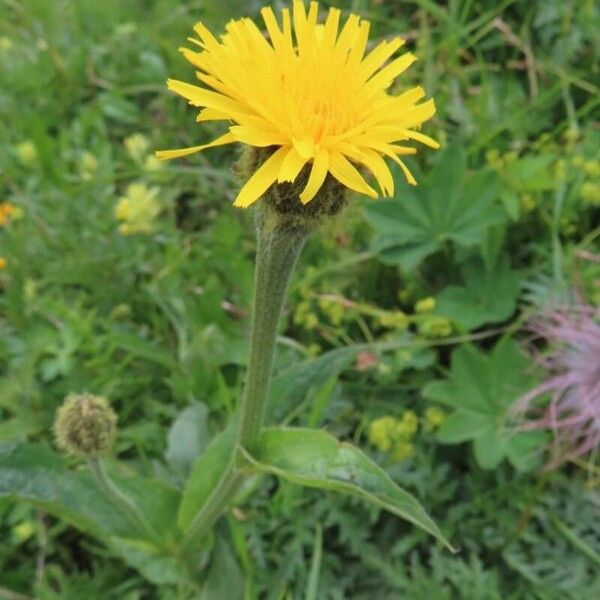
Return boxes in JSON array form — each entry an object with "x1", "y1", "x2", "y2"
[{"x1": 157, "y1": 1, "x2": 438, "y2": 208}]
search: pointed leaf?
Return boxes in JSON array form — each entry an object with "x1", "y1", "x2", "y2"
[
  {"x1": 248, "y1": 427, "x2": 454, "y2": 551},
  {"x1": 178, "y1": 423, "x2": 236, "y2": 529}
]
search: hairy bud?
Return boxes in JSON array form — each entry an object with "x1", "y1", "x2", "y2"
[
  {"x1": 234, "y1": 147, "x2": 350, "y2": 228},
  {"x1": 54, "y1": 393, "x2": 117, "y2": 458}
]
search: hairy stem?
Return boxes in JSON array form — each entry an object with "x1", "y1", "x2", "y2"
[
  {"x1": 179, "y1": 208, "x2": 309, "y2": 556},
  {"x1": 87, "y1": 457, "x2": 162, "y2": 546},
  {"x1": 237, "y1": 212, "x2": 309, "y2": 452}
]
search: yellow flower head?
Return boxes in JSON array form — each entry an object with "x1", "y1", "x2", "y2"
[
  {"x1": 0, "y1": 257, "x2": 7, "y2": 270},
  {"x1": 157, "y1": 1, "x2": 438, "y2": 208}
]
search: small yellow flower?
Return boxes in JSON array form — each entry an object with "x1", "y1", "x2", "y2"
[
  {"x1": 157, "y1": 1, "x2": 438, "y2": 208},
  {"x1": 15, "y1": 141, "x2": 37, "y2": 166},
  {"x1": 485, "y1": 149, "x2": 501, "y2": 168},
  {"x1": 13, "y1": 521, "x2": 35, "y2": 542},
  {"x1": 520, "y1": 193, "x2": 537, "y2": 213},
  {"x1": 0, "y1": 257, "x2": 7, "y2": 270},
  {"x1": 307, "y1": 343, "x2": 322, "y2": 357},
  {"x1": 583, "y1": 160, "x2": 600, "y2": 177},
  {"x1": 424, "y1": 407, "x2": 445, "y2": 432},
  {"x1": 396, "y1": 410, "x2": 418, "y2": 437},
  {"x1": 419, "y1": 316, "x2": 452, "y2": 338},
  {"x1": 0, "y1": 37, "x2": 12, "y2": 51},
  {"x1": 415, "y1": 297, "x2": 436, "y2": 314},
  {"x1": 144, "y1": 155, "x2": 163, "y2": 172},
  {"x1": 581, "y1": 182, "x2": 600, "y2": 206},
  {"x1": 124, "y1": 133, "x2": 150, "y2": 163},
  {"x1": 379, "y1": 310, "x2": 409, "y2": 329},
  {"x1": 368, "y1": 416, "x2": 397, "y2": 452},
  {"x1": 304, "y1": 313, "x2": 319, "y2": 330},
  {"x1": 79, "y1": 151, "x2": 99, "y2": 180},
  {"x1": 391, "y1": 441, "x2": 414, "y2": 461},
  {"x1": 115, "y1": 183, "x2": 161, "y2": 234}
]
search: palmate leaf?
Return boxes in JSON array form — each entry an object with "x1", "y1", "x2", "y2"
[
  {"x1": 246, "y1": 427, "x2": 454, "y2": 551},
  {"x1": 363, "y1": 148, "x2": 505, "y2": 270},
  {"x1": 423, "y1": 338, "x2": 546, "y2": 471},
  {"x1": 435, "y1": 257, "x2": 522, "y2": 330}
]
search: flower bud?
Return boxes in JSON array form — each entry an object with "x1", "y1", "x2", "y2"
[{"x1": 54, "y1": 393, "x2": 117, "y2": 458}]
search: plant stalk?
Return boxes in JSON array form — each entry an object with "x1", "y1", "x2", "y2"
[
  {"x1": 87, "y1": 457, "x2": 162, "y2": 546},
  {"x1": 179, "y1": 208, "x2": 309, "y2": 555}
]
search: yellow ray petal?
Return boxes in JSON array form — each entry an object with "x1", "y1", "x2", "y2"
[
  {"x1": 347, "y1": 21, "x2": 370, "y2": 67},
  {"x1": 393, "y1": 85, "x2": 426, "y2": 106},
  {"x1": 334, "y1": 14, "x2": 360, "y2": 57},
  {"x1": 155, "y1": 131, "x2": 236, "y2": 160},
  {"x1": 229, "y1": 125, "x2": 286, "y2": 147},
  {"x1": 397, "y1": 159, "x2": 417, "y2": 185},
  {"x1": 364, "y1": 53, "x2": 416, "y2": 91},
  {"x1": 358, "y1": 149, "x2": 395, "y2": 196},
  {"x1": 261, "y1": 6, "x2": 284, "y2": 51},
  {"x1": 233, "y1": 147, "x2": 289, "y2": 208},
  {"x1": 357, "y1": 37, "x2": 405, "y2": 81},
  {"x1": 196, "y1": 107, "x2": 230, "y2": 122},
  {"x1": 398, "y1": 128, "x2": 440, "y2": 149},
  {"x1": 389, "y1": 145, "x2": 418, "y2": 155},
  {"x1": 278, "y1": 146, "x2": 309, "y2": 183},
  {"x1": 329, "y1": 152, "x2": 377, "y2": 198},
  {"x1": 193, "y1": 21, "x2": 220, "y2": 51},
  {"x1": 300, "y1": 149, "x2": 330, "y2": 204},
  {"x1": 321, "y1": 7, "x2": 341, "y2": 53},
  {"x1": 167, "y1": 79, "x2": 246, "y2": 116},
  {"x1": 397, "y1": 99, "x2": 437, "y2": 128}
]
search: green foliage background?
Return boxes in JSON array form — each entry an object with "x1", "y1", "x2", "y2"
[{"x1": 0, "y1": 0, "x2": 599, "y2": 598}]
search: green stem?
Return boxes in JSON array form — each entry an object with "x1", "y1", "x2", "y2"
[
  {"x1": 237, "y1": 211, "x2": 309, "y2": 452},
  {"x1": 179, "y1": 208, "x2": 309, "y2": 556},
  {"x1": 87, "y1": 457, "x2": 162, "y2": 546}
]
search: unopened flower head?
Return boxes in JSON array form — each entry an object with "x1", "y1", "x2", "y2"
[
  {"x1": 157, "y1": 1, "x2": 438, "y2": 208},
  {"x1": 54, "y1": 393, "x2": 117, "y2": 458},
  {"x1": 513, "y1": 303, "x2": 600, "y2": 469}
]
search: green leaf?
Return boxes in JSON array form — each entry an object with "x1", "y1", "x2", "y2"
[
  {"x1": 0, "y1": 443, "x2": 181, "y2": 542},
  {"x1": 110, "y1": 539, "x2": 190, "y2": 586},
  {"x1": 178, "y1": 423, "x2": 236, "y2": 530},
  {"x1": 199, "y1": 534, "x2": 244, "y2": 600},
  {"x1": 166, "y1": 401, "x2": 211, "y2": 476},
  {"x1": 364, "y1": 148, "x2": 505, "y2": 270},
  {"x1": 266, "y1": 346, "x2": 359, "y2": 424},
  {"x1": 423, "y1": 338, "x2": 542, "y2": 471},
  {"x1": 435, "y1": 257, "x2": 522, "y2": 330},
  {"x1": 504, "y1": 154, "x2": 556, "y2": 192},
  {"x1": 248, "y1": 427, "x2": 454, "y2": 551}
]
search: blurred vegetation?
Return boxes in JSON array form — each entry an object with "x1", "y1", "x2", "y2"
[{"x1": 0, "y1": 0, "x2": 599, "y2": 598}]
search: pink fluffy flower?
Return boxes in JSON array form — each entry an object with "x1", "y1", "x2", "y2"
[{"x1": 514, "y1": 303, "x2": 600, "y2": 469}]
